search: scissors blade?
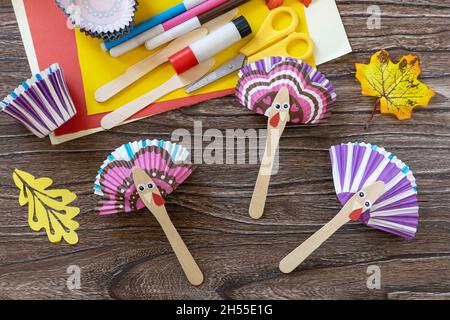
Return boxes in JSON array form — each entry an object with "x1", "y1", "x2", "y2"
[{"x1": 185, "y1": 54, "x2": 246, "y2": 94}]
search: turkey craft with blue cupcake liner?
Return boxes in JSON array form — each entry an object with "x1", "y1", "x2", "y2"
[
  {"x1": 279, "y1": 142, "x2": 419, "y2": 273},
  {"x1": 94, "y1": 139, "x2": 203, "y2": 286},
  {"x1": 0, "y1": 64, "x2": 76, "y2": 138},
  {"x1": 236, "y1": 56, "x2": 337, "y2": 220},
  {"x1": 55, "y1": 0, "x2": 139, "y2": 41}
]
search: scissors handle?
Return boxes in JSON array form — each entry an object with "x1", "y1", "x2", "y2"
[
  {"x1": 240, "y1": 6, "x2": 299, "y2": 57},
  {"x1": 247, "y1": 32, "x2": 314, "y2": 63}
]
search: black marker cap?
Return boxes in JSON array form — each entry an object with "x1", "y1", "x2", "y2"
[{"x1": 232, "y1": 16, "x2": 252, "y2": 39}]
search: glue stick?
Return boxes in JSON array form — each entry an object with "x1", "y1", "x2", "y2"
[{"x1": 169, "y1": 16, "x2": 252, "y2": 74}]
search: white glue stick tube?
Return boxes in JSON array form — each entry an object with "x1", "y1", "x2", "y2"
[{"x1": 169, "y1": 16, "x2": 251, "y2": 74}]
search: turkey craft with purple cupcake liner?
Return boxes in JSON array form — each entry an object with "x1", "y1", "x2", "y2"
[
  {"x1": 55, "y1": 0, "x2": 139, "y2": 41},
  {"x1": 0, "y1": 63, "x2": 76, "y2": 138},
  {"x1": 279, "y1": 142, "x2": 419, "y2": 273}
]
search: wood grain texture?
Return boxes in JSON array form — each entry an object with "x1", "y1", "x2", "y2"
[{"x1": 0, "y1": 0, "x2": 449, "y2": 300}]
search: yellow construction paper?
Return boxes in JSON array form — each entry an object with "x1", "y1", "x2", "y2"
[
  {"x1": 13, "y1": 169, "x2": 80, "y2": 245},
  {"x1": 75, "y1": 0, "x2": 314, "y2": 116}
]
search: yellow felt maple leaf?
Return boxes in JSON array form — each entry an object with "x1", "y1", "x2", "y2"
[
  {"x1": 13, "y1": 169, "x2": 80, "y2": 245},
  {"x1": 356, "y1": 50, "x2": 435, "y2": 120}
]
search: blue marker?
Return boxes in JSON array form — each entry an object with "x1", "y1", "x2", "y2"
[{"x1": 102, "y1": 0, "x2": 207, "y2": 53}]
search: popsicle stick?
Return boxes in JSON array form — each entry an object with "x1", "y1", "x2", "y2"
[
  {"x1": 132, "y1": 168, "x2": 204, "y2": 286},
  {"x1": 279, "y1": 181, "x2": 385, "y2": 273},
  {"x1": 95, "y1": 28, "x2": 208, "y2": 102},
  {"x1": 279, "y1": 210, "x2": 350, "y2": 274},
  {"x1": 249, "y1": 122, "x2": 286, "y2": 220},
  {"x1": 249, "y1": 87, "x2": 290, "y2": 220},
  {"x1": 101, "y1": 59, "x2": 215, "y2": 130}
]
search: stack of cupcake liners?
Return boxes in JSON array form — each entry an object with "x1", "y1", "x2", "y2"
[
  {"x1": 55, "y1": 0, "x2": 139, "y2": 41},
  {"x1": 0, "y1": 63, "x2": 77, "y2": 138}
]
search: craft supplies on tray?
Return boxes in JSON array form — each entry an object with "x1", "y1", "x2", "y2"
[
  {"x1": 236, "y1": 56, "x2": 336, "y2": 220},
  {"x1": 55, "y1": 0, "x2": 140, "y2": 41},
  {"x1": 94, "y1": 139, "x2": 203, "y2": 286},
  {"x1": 12, "y1": 0, "x2": 351, "y2": 144},
  {"x1": 0, "y1": 63, "x2": 76, "y2": 138}
]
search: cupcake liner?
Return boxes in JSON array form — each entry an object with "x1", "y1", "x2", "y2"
[
  {"x1": 0, "y1": 64, "x2": 77, "y2": 138},
  {"x1": 55, "y1": 0, "x2": 139, "y2": 41}
]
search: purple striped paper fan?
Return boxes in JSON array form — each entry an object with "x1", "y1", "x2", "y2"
[
  {"x1": 94, "y1": 139, "x2": 195, "y2": 215},
  {"x1": 330, "y1": 142, "x2": 419, "y2": 239},
  {"x1": 235, "y1": 57, "x2": 336, "y2": 124},
  {"x1": 0, "y1": 64, "x2": 76, "y2": 138}
]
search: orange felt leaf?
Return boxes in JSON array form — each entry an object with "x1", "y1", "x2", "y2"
[{"x1": 356, "y1": 50, "x2": 435, "y2": 120}]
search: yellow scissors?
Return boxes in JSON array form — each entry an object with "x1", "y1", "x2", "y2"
[{"x1": 185, "y1": 6, "x2": 315, "y2": 93}]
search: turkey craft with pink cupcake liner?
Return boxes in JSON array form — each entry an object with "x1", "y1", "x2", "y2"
[
  {"x1": 55, "y1": 0, "x2": 139, "y2": 41},
  {"x1": 94, "y1": 139, "x2": 203, "y2": 286},
  {"x1": 0, "y1": 63, "x2": 76, "y2": 138},
  {"x1": 236, "y1": 56, "x2": 337, "y2": 220}
]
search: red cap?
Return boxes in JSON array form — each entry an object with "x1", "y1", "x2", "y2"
[{"x1": 169, "y1": 46, "x2": 199, "y2": 75}]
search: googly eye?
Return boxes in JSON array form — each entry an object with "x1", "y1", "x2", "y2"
[
  {"x1": 147, "y1": 183, "x2": 154, "y2": 189},
  {"x1": 359, "y1": 191, "x2": 366, "y2": 198},
  {"x1": 137, "y1": 184, "x2": 145, "y2": 192},
  {"x1": 364, "y1": 200, "x2": 371, "y2": 208},
  {"x1": 283, "y1": 103, "x2": 290, "y2": 110},
  {"x1": 275, "y1": 104, "x2": 281, "y2": 110}
]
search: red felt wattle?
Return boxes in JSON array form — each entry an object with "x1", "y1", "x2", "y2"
[
  {"x1": 349, "y1": 208, "x2": 363, "y2": 222},
  {"x1": 270, "y1": 113, "x2": 280, "y2": 128},
  {"x1": 152, "y1": 193, "x2": 166, "y2": 207}
]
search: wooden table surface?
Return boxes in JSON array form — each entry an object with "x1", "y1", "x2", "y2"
[{"x1": 0, "y1": 0, "x2": 449, "y2": 300}]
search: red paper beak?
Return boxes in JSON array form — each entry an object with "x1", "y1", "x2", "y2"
[
  {"x1": 269, "y1": 112, "x2": 280, "y2": 128},
  {"x1": 349, "y1": 207, "x2": 363, "y2": 222},
  {"x1": 152, "y1": 193, "x2": 165, "y2": 207}
]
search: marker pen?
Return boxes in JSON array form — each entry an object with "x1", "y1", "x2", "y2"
[
  {"x1": 146, "y1": 0, "x2": 250, "y2": 51},
  {"x1": 169, "y1": 16, "x2": 252, "y2": 75},
  {"x1": 109, "y1": 0, "x2": 229, "y2": 58},
  {"x1": 102, "y1": 0, "x2": 207, "y2": 51}
]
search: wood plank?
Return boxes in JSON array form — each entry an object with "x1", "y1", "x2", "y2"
[{"x1": 0, "y1": 0, "x2": 449, "y2": 299}]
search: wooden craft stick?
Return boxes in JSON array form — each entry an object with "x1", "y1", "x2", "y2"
[
  {"x1": 132, "y1": 168, "x2": 204, "y2": 286},
  {"x1": 279, "y1": 210, "x2": 350, "y2": 274},
  {"x1": 95, "y1": 28, "x2": 208, "y2": 103},
  {"x1": 249, "y1": 87, "x2": 290, "y2": 220},
  {"x1": 279, "y1": 181, "x2": 385, "y2": 274},
  {"x1": 101, "y1": 59, "x2": 215, "y2": 130}
]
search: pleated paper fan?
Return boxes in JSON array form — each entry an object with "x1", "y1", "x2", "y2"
[
  {"x1": 330, "y1": 142, "x2": 419, "y2": 239},
  {"x1": 0, "y1": 64, "x2": 76, "y2": 138},
  {"x1": 55, "y1": 0, "x2": 139, "y2": 41},
  {"x1": 94, "y1": 139, "x2": 194, "y2": 215},
  {"x1": 236, "y1": 56, "x2": 336, "y2": 124}
]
